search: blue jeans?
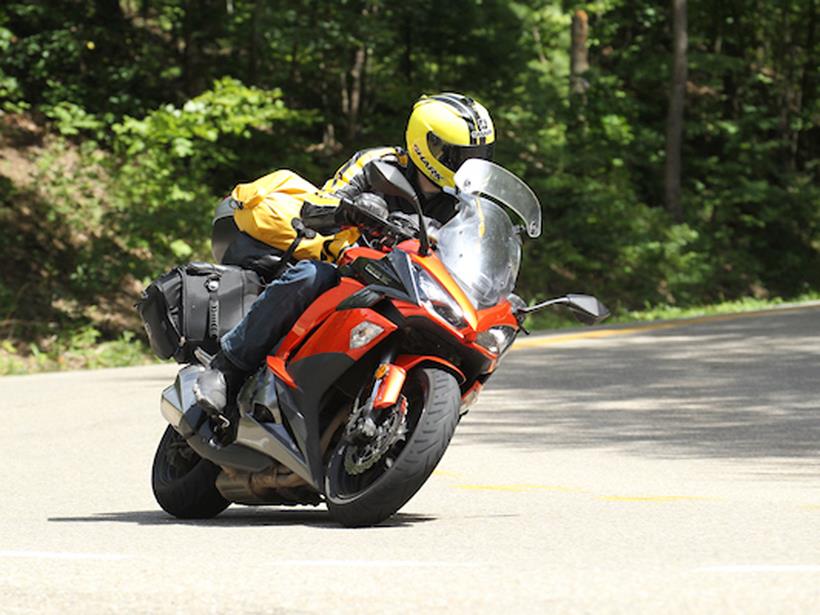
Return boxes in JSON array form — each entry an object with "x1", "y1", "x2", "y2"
[{"x1": 221, "y1": 260, "x2": 340, "y2": 371}]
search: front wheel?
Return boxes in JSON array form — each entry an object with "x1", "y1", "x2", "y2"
[
  {"x1": 325, "y1": 367, "x2": 460, "y2": 527},
  {"x1": 151, "y1": 425, "x2": 230, "y2": 519}
]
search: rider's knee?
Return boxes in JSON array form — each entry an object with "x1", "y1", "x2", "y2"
[
  {"x1": 290, "y1": 260, "x2": 339, "y2": 292},
  {"x1": 313, "y1": 261, "x2": 341, "y2": 291}
]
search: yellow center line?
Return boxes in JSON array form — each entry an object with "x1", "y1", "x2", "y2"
[
  {"x1": 446, "y1": 482, "x2": 820, "y2": 509},
  {"x1": 450, "y1": 483, "x2": 724, "y2": 503},
  {"x1": 449, "y1": 482, "x2": 724, "y2": 504},
  {"x1": 512, "y1": 326, "x2": 672, "y2": 350},
  {"x1": 600, "y1": 495, "x2": 715, "y2": 503},
  {"x1": 511, "y1": 303, "x2": 820, "y2": 351},
  {"x1": 453, "y1": 484, "x2": 584, "y2": 493}
]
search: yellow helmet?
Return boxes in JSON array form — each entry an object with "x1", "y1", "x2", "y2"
[{"x1": 405, "y1": 93, "x2": 495, "y2": 189}]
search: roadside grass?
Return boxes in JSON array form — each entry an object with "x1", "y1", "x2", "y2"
[
  {"x1": 2, "y1": 292, "x2": 818, "y2": 375},
  {"x1": 0, "y1": 331, "x2": 159, "y2": 375},
  {"x1": 523, "y1": 292, "x2": 820, "y2": 331}
]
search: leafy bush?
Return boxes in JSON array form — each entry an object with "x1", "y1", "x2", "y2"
[
  {"x1": 0, "y1": 26, "x2": 25, "y2": 112},
  {"x1": 107, "y1": 77, "x2": 317, "y2": 276},
  {"x1": 42, "y1": 101, "x2": 104, "y2": 138},
  {"x1": 0, "y1": 329, "x2": 157, "y2": 375},
  {"x1": 1, "y1": 0, "x2": 817, "y2": 375}
]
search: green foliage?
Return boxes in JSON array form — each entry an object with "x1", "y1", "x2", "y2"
[
  {"x1": 107, "y1": 77, "x2": 317, "y2": 275},
  {"x1": 42, "y1": 102, "x2": 104, "y2": 138},
  {"x1": 0, "y1": 26, "x2": 25, "y2": 111},
  {"x1": 0, "y1": 0, "x2": 818, "y2": 373},
  {"x1": 509, "y1": 0, "x2": 819, "y2": 309},
  {"x1": 0, "y1": 329, "x2": 157, "y2": 375}
]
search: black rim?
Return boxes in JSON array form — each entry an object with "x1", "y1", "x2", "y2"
[
  {"x1": 327, "y1": 372, "x2": 427, "y2": 501},
  {"x1": 159, "y1": 429, "x2": 200, "y2": 482}
]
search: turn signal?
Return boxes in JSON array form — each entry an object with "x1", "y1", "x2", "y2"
[{"x1": 349, "y1": 321, "x2": 384, "y2": 349}]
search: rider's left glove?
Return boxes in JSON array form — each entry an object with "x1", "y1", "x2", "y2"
[{"x1": 336, "y1": 193, "x2": 389, "y2": 228}]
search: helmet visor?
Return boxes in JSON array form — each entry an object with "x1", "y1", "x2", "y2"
[{"x1": 427, "y1": 132, "x2": 495, "y2": 172}]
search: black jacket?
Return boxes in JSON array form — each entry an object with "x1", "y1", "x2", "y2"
[{"x1": 303, "y1": 146, "x2": 458, "y2": 226}]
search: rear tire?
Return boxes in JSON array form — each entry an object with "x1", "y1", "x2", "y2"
[
  {"x1": 325, "y1": 367, "x2": 460, "y2": 527},
  {"x1": 151, "y1": 425, "x2": 230, "y2": 519}
]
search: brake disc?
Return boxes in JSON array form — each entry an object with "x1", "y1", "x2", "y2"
[{"x1": 344, "y1": 398, "x2": 407, "y2": 475}]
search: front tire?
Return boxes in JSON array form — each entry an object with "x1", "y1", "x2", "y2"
[
  {"x1": 151, "y1": 425, "x2": 230, "y2": 519},
  {"x1": 325, "y1": 367, "x2": 460, "y2": 527}
]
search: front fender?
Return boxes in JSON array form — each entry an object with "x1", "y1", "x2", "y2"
[
  {"x1": 372, "y1": 354, "x2": 466, "y2": 410},
  {"x1": 394, "y1": 354, "x2": 465, "y2": 383}
]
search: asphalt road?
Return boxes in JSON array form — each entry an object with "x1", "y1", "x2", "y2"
[{"x1": 2, "y1": 305, "x2": 819, "y2": 614}]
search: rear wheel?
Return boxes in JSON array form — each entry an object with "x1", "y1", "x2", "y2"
[
  {"x1": 325, "y1": 367, "x2": 460, "y2": 527},
  {"x1": 151, "y1": 426, "x2": 229, "y2": 519}
]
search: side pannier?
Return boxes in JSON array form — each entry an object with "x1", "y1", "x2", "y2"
[{"x1": 137, "y1": 263, "x2": 262, "y2": 364}]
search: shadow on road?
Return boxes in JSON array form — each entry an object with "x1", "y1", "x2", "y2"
[
  {"x1": 47, "y1": 509, "x2": 437, "y2": 529},
  {"x1": 458, "y1": 309, "x2": 820, "y2": 467}
]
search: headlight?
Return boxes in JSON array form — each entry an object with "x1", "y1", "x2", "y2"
[
  {"x1": 475, "y1": 325, "x2": 517, "y2": 356},
  {"x1": 416, "y1": 268, "x2": 467, "y2": 329}
]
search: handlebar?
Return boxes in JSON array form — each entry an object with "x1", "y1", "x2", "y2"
[
  {"x1": 300, "y1": 207, "x2": 418, "y2": 245},
  {"x1": 374, "y1": 216, "x2": 417, "y2": 242}
]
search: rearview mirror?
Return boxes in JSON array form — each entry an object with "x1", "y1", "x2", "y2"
[
  {"x1": 365, "y1": 161, "x2": 419, "y2": 207},
  {"x1": 515, "y1": 293, "x2": 610, "y2": 326},
  {"x1": 564, "y1": 294, "x2": 610, "y2": 325},
  {"x1": 365, "y1": 160, "x2": 430, "y2": 256}
]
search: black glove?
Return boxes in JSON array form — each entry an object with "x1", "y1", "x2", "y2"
[
  {"x1": 387, "y1": 211, "x2": 419, "y2": 234},
  {"x1": 336, "y1": 193, "x2": 389, "y2": 228},
  {"x1": 387, "y1": 211, "x2": 441, "y2": 243},
  {"x1": 300, "y1": 201, "x2": 342, "y2": 235}
]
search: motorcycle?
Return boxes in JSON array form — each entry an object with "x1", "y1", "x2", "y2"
[{"x1": 152, "y1": 159, "x2": 609, "y2": 527}]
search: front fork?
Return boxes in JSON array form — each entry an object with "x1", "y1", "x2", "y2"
[
  {"x1": 372, "y1": 363, "x2": 408, "y2": 409},
  {"x1": 348, "y1": 353, "x2": 477, "y2": 447}
]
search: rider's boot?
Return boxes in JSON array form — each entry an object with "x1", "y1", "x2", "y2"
[{"x1": 193, "y1": 351, "x2": 246, "y2": 419}]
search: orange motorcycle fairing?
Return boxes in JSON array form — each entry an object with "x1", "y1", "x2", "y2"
[
  {"x1": 266, "y1": 355, "x2": 298, "y2": 389},
  {"x1": 289, "y1": 307, "x2": 398, "y2": 363},
  {"x1": 276, "y1": 278, "x2": 365, "y2": 360},
  {"x1": 475, "y1": 299, "x2": 519, "y2": 332}
]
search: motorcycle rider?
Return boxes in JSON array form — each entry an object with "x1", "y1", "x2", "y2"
[{"x1": 194, "y1": 92, "x2": 496, "y2": 419}]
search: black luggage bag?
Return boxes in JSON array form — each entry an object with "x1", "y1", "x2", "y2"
[{"x1": 137, "y1": 263, "x2": 262, "y2": 363}]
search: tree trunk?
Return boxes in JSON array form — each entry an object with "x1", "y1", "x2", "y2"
[
  {"x1": 402, "y1": 20, "x2": 413, "y2": 80},
  {"x1": 570, "y1": 10, "x2": 590, "y2": 96},
  {"x1": 664, "y1": 0, "x2": 687, "y2": 222},
  {"x1": 797, "y1": 0, "x2": 816, "y2": 171},
  {"x1": 94, "y1": 0, "x2": 125, "y2": 25},
  {"x1": 247, "y1": 0, "x2": 263, "y2": 85},
  {"x1": 181, "y1": 0, "x2": 193, "y2": 96},
  {"x1": 341, "y1": 45, "x2": 366, "y2": 143},
  {"x1": 532, "y1": 26, "x2": 547, "y2": 65},
  {"x1": 347, "y1": 46, "x2": 366, "y2": 142},
  {"x1": 777, "y1": 1, "x2": 798, "y2": 173}
]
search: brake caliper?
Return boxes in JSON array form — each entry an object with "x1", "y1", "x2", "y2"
[{"x1": 342, "y1": 365, "x2": 409, "y2": 475}]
